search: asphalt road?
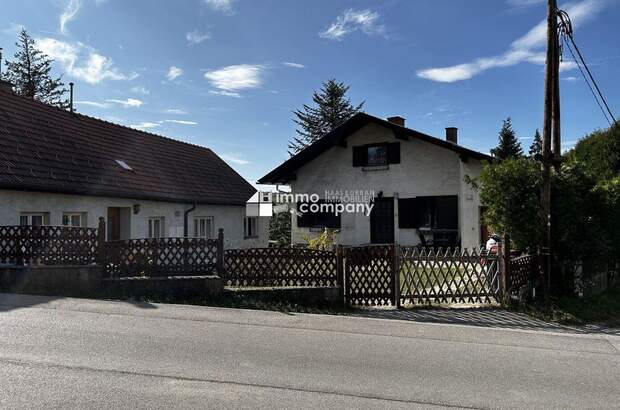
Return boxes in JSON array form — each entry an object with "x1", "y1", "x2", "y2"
[{"x1": 0, "y1": 293, "x2": 618, "y2": 409}]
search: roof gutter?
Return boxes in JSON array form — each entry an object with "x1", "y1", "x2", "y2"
[{"x1": 183, "y1": 202, "x2": 197, "y2": 237}]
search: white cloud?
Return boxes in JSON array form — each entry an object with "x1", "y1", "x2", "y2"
[
  {"x1": 60, "y1": 0, "x2": 81, "y2": 34},
  {"x1": 204, "y1": 0, "x2": 235, "y2": 14},
  {"x1": 36, "y1": 37, "x2": 137, "y2": 84},
  {"x1": 562, "y1": 75, "x2": 579, "y2": 82},
  {"x1": 130, "y1": 122, "x2": 160, "y2": 130},
  {"x1": 220, "y1": 153, "x2": 250, "y2": 165},
  {"x1": 2, "y1": 22, "x2": 24, "y2": 36},
  {"x1": 161, "y1": 119, "x2": 198, "y2": 125},
  {"x1": 75, "y1": 100, "x2": 110, "y2": 108},
  {"x1": 204, "y1": 64, "x2": 264, "y2": 95},
  {"x1": 320, "y1": 9, "x2": 385, "y2": 41},
  {"x1": 283, "y1": 62, "x2": 305, "y2": 68},
  {"x1": 130, "y1": 86, "x2": 149, "y2": 95},
  {"x1": 506, "y1": 0, "x2": 544, "y2": 7},
  {"x1": 106, "y1": 98, "x2": 143, "y2": 108},
  {"x1": 186, "y1": 30, "x2": 211, "y2": 45},
  {"x1": 417, "y1": 0, "x2": 604, "y2": 82},
  {"x1": 166, "y1": 66, "x2": 183, "y2": 81},
  {"x1": 209, "y1": 90, "x2": 241, "y2": 98},
  {"x1": 165, "y1": 108, "x2": 187, "y2": 115}
]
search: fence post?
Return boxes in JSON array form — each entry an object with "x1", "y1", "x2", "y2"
[
  {"x1": 392, "y1": 243, "x2": 401, "y2": 308},
  {"x1": 15, "y1": 226, "x2": 24, "y2": 265},
  {"x1": 336, "y1": 244, "x2": 344, "y2": 303},
  {"x1": 499, "y1": 233, "x2": 511, "y2": 299},
  {"x1": 216, "y1": 228, "x2": 225, "y2": 275},
  {"x1": 97, "y1": 217, "x2": 106, "y2": 267}
]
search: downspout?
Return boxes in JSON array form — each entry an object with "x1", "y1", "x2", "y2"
[{"x1": 183, "y1": 202, "x2": 196, "y2": 237}]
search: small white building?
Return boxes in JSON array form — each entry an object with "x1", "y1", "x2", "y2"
[
  {"x1": 259, "y1": 113, "x2": 491, "y2": 249},
  {"x1": 0, "y1": 81, "x2": 268, "y2": 248}
]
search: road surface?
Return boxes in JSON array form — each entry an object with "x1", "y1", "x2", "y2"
[{"x1": 0, "y1": 293, "x2": 618, "y2": 409}]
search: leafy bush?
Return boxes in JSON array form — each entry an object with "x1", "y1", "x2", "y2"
[{"x1": 468, "y1": 157, "x2": 542, "y2": 250}]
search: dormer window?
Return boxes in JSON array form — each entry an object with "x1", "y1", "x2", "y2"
[{"x1": 115, "y1": 159, "x2": 133, "y2": 171}]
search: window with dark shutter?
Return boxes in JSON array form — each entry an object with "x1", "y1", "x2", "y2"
[
  {"x1": 398, "y1": 196, "x2": 458, "y2": 229},
  {"x1": 353, "y1": 142, "x2": 400, "y2": 167},
  {"x1": 352, "y1": 146, "x2": 365, "y2": 167},
  {"x1": 296, "y1": 201, "x2": 341, "y2": 228},
  {"x1": 398, "y1": 198, "x2": 417, "y2": 228},
  {"x1": 388, "y1": 142, "x2": 400, "y2": 164}
]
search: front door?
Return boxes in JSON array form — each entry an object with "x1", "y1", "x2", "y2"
[
  {"x1": 107, "y1": 207, "x2": 121, "y2": 240},
  {"x1": 370, "y1": 197, "x2": 394, "y2": 244}
]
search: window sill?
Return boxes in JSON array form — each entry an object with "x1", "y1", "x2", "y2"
[{"x1": 362, "y1": 165, "x2": 390, "y2": 172}]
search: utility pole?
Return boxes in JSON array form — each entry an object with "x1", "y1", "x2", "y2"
[{"x1": 541, "y1": 0, "x2": 558, "y2": 296}]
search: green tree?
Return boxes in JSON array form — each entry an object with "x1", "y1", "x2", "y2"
[
  {"x1": 467, "y1": 157, "x2": 541, "y2": 250},
  {"x1": 268, "y1": 209, "x2": 291, "y2": 247},
  {"x1": 4, "y1": 28, "x2": 68, "y2": 108},
  {"x1": 529, "y1": 129, "x2": 542, "y2": 157},
  {"x1": 566, "y1": 124, "x2": 620, "y2": 181},
  {"x1": 490, "y1": 117, "x2": 523, "y2": 160},
  {"x1": 288, "y1": 79, "x2": 364, "y2": 156}
]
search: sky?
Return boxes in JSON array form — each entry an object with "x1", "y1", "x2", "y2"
[{"x1": 2, "y1": 0, "x2": 619, "y2": 187}]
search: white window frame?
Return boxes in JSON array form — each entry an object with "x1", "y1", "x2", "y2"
[
  {"x1": 20, "y1": 212, "x2": 49, "y2": 226},
  {"x1": 193, "y1": 216, "x2": 214, "y2": 239},
  {"x1": 62, "y1": 212, "x2": 85, "y2": 227},
  {"x1": 148, "y1": 217, "x2": 165, "y2": 238},
  {"x1": 244, "y1": 216, "x2": 258, "y2": 238}
]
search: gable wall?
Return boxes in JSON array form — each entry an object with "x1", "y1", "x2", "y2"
[{"x1": 289, "y1": 123, "x2": 483, "y2": 248}]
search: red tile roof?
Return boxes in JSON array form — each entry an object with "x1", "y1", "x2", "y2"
[{"x1": 0, "y1": 88, "x2": 255, "y2": 205}]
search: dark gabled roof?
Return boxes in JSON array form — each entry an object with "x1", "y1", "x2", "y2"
[
  {"x1": 0, "y1": 88, "x2": 254, "y2": 205},
  {"x1": 259, "y1": 112, "x2": 492, "y2": 184}
]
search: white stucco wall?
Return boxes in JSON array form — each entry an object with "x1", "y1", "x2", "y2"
[
  {"x1": 0, "y1": 190, "x2": 269, "y2": 249},
  {"x1": 287, "y1": 123, "x2": 484, "y2": 249}
]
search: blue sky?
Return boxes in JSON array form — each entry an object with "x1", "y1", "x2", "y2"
[{"x1": 2, "y1": 0, "x2": 619, "y2": 185}]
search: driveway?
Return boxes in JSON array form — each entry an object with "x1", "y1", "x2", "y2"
[{"x1": 0, "y1": 293, "x2": 618, "y2": 409}]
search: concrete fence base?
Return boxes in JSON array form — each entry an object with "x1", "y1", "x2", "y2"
[
  {"x1": 0, "y1": 265, "x2": 103, "y2": 297},
  {"x1": 102, "y1": 275, "x2": 223, "y2": 299},
  {"x1": 224, "y1": 286, "x2": 341, "y2": 306}
]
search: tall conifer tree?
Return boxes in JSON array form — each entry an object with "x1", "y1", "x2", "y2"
[
  {"x1": 4, "y1": 29, "x2": 68, "y2": 108},
  {"x1": 288, "y1": 79, "x2": 364, "y2": 156}
]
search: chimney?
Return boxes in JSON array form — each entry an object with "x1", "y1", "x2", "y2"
[
  {"x1": 387, "y1": 116, "x2": 405, "y2": 127},
  {"x1": 69, "y1": 82, "x2": 74, "y2": 113},
  {"x1": 445, "y1": 127, "x2": 458, "y2": 144},
  {"x1": 0, "y1": 79, "x2": 13, "y2": 93}
]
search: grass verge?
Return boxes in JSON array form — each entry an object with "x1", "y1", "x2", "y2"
[{"x1": 511, "y1": 287, "x2": 620, "y2": 326}]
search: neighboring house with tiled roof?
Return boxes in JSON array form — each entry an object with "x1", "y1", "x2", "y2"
[
  {"x1": 259, "y1": 113, "x2": 492, "y2": 249},
  {"x1": 0, "y1": 80, "x2": 267, "y2": 248}
]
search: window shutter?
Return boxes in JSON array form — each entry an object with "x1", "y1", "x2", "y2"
[
  {"x1": 398, "y1": 198, "x2": 416, "y2": 228},
  {"x1": 388, "y1": 142, "x2": 400, "y2": 164},
  {"x1": 352, "y1": 146, "x2": 366, "y2": 167}
]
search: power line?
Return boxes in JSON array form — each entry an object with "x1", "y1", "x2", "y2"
[
  {"x1": 557, "y1": 8, "x2": 617, "y2": 126},
  {"x1": 562, "y1": 37, "x2": 613, "y2": 127}
]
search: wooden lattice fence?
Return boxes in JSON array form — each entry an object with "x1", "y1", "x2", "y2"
[
  {"x1": 103, "y1": 236, "x2": 221, "y2": 278},
  {"x1": 399, "y1": 247, "x2": 500, "y2": 305},
  {"x1": 223, "y1": 247, "x2": 338, "y2": 287},
  {"x1": 343, "y1": 245, "x2": 396, "y2": 307},
  {"x1": 508, "y1": 254, "x2": 543, "y2": 294},
  {"x1": 0, "y1": 225, "x2": 99, "y2": 265}
]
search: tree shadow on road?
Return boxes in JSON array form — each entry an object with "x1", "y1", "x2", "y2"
[{"x1": 351, "y1": 306, "x2": 620, "y2": 335}]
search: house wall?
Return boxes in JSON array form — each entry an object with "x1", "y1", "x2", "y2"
[
  {"x1": 0, "y1": 190, "x2": 269, "y2": 249},
  {"x1": 288, "y1": 123, "x2": 484, "y2": 249}
]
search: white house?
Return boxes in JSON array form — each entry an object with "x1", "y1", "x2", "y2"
[
  {"x1": 259, "y1": 113, "x2": 491, "y2": 249},
  {"x1": 0, "y1": 80, "x2": 268, "y2": 248}
]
